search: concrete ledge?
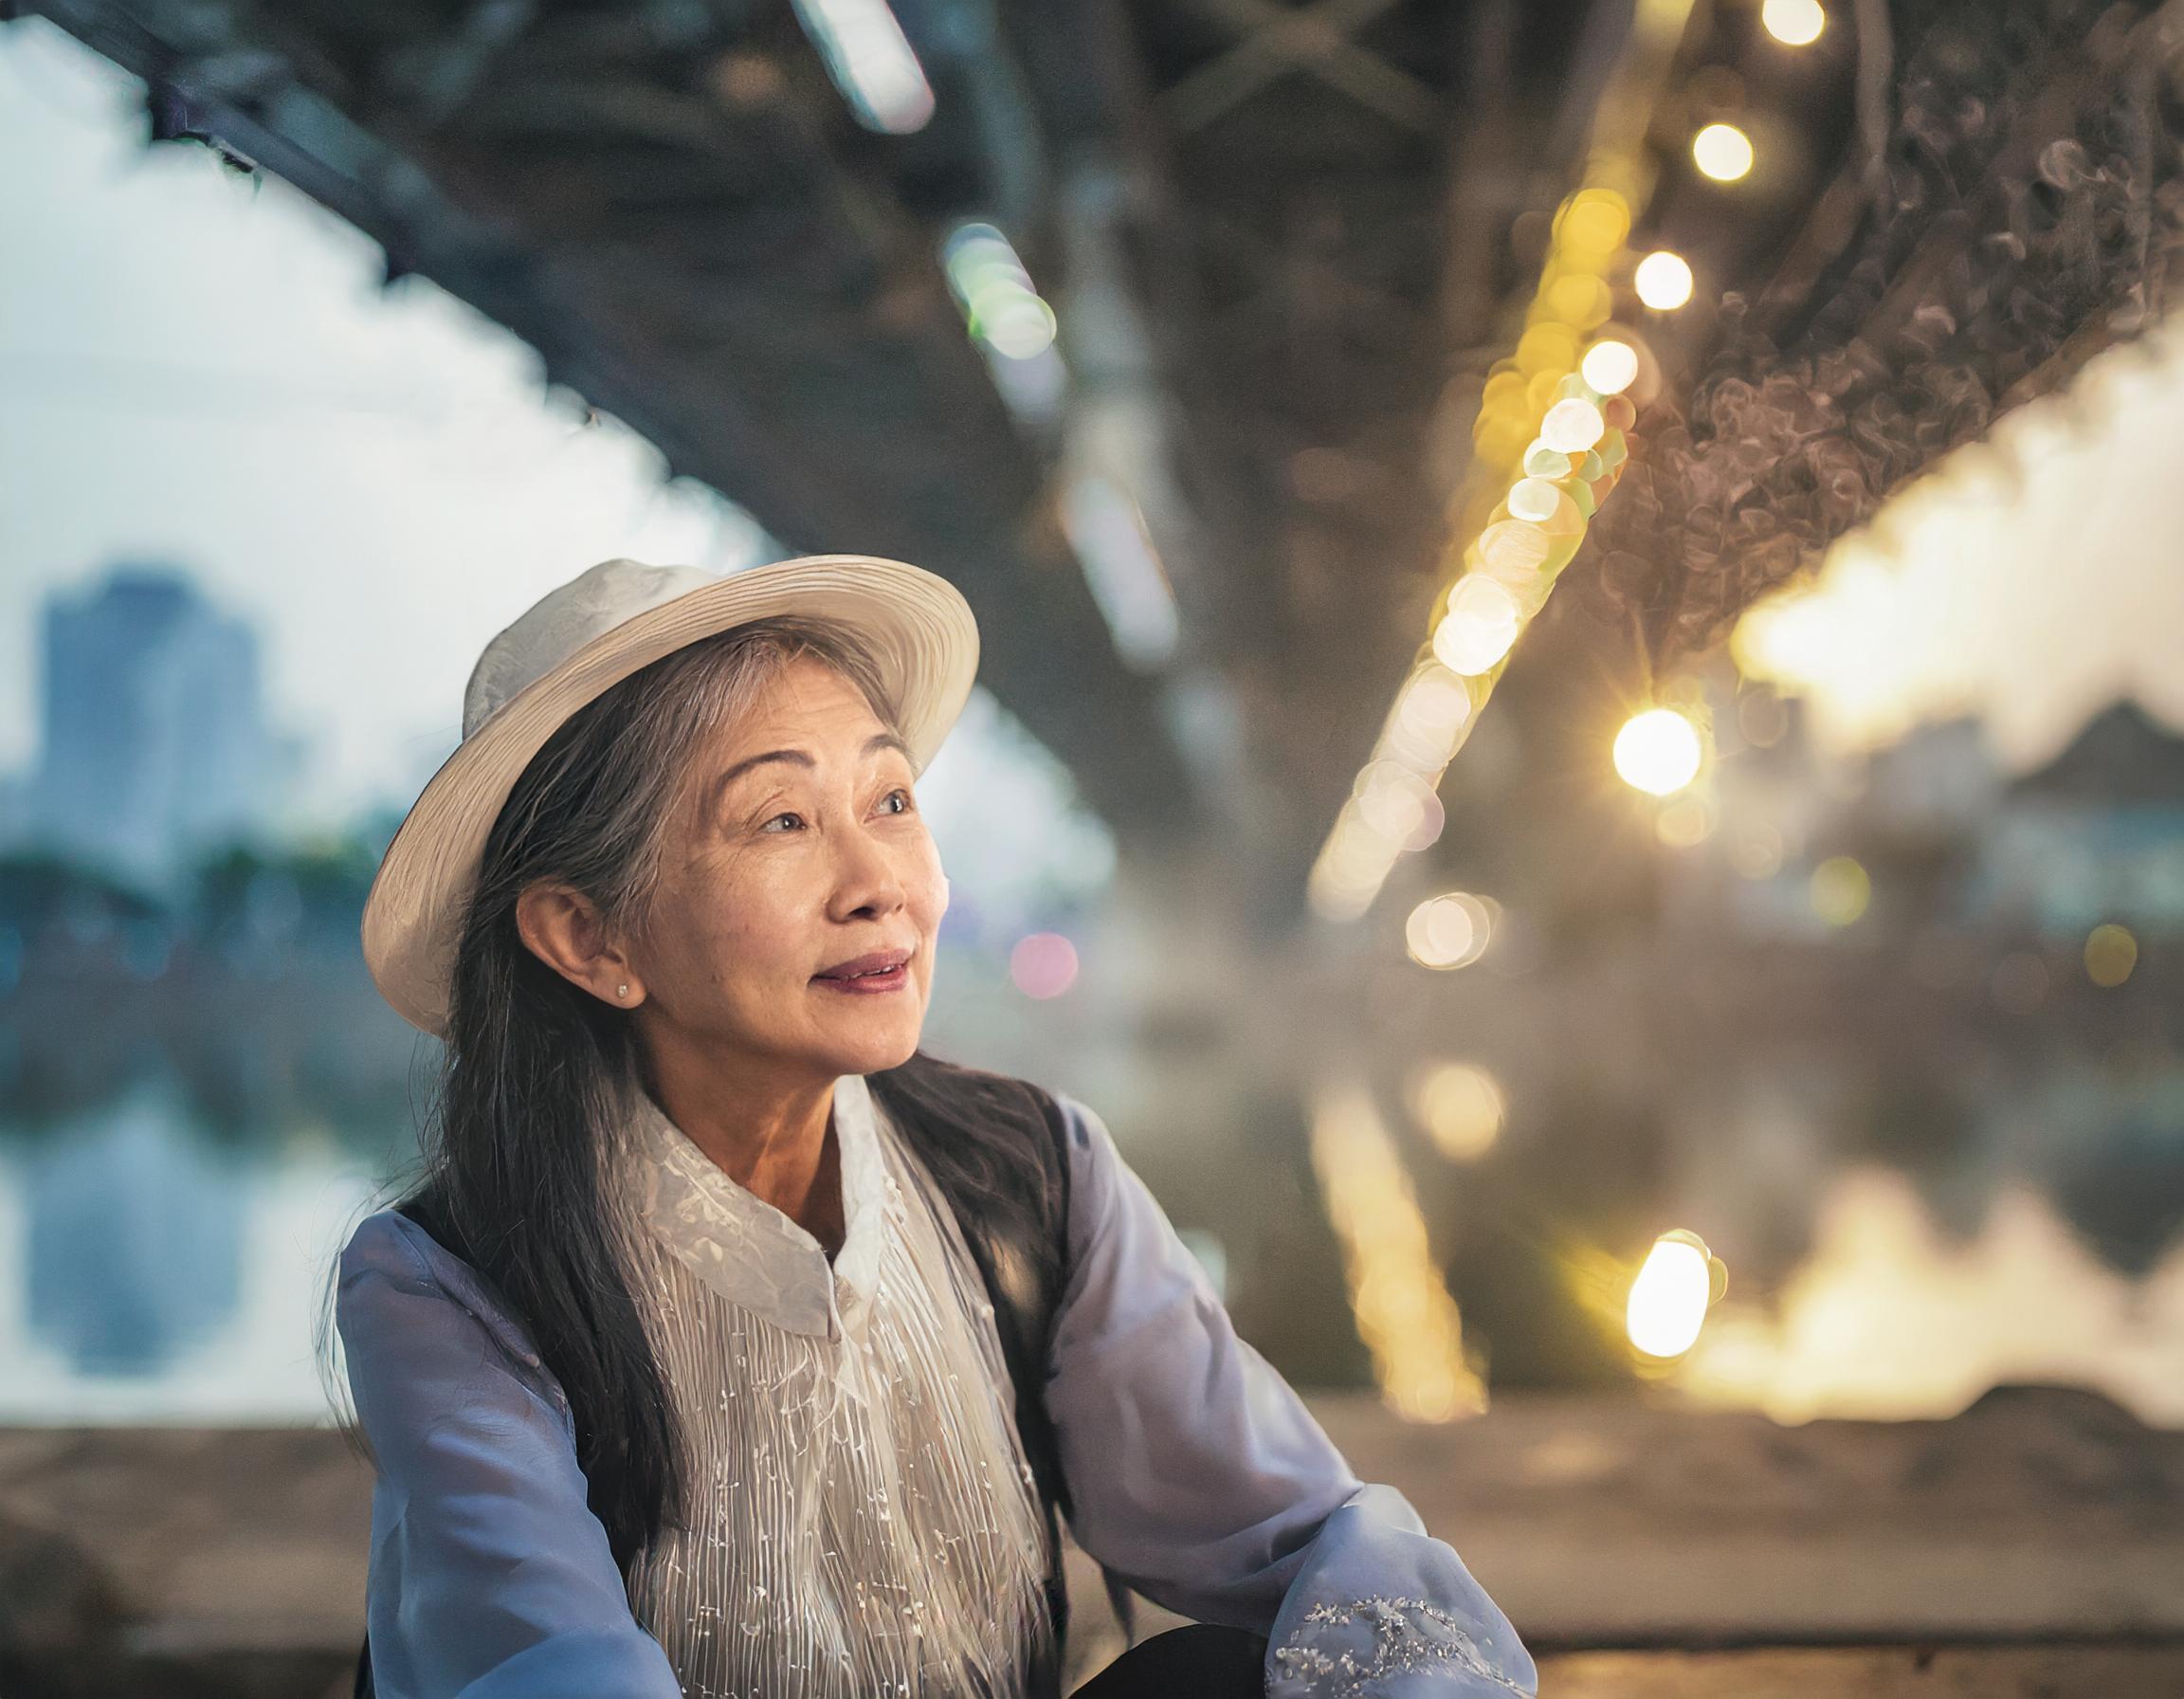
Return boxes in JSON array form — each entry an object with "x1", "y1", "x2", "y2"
[
  {"x1": 1540, "y1": 1644, "x2": 2184, "y2": 1697},
  {"x1": 3, "y1": 1385, "x2": 2179, "y2": 1696},
  {"x1": 1311, "y1": 1383, "x2": 2184, "y2": 1647}
]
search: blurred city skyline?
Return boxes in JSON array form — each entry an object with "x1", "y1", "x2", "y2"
[{"x1": 0, "y1": 550, "x2": 1119, "y2": 947}]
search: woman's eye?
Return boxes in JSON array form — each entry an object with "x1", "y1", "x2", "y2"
[
  {"x1": 882, "y1": 788, "x2": 914, "y2": 815},
  {"x1": 760, "y1": 812, "x2": 804, "y2": 831}
]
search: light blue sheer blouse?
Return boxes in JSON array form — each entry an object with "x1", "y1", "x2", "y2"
[{"x1": 336, "y1": 1085, "x2": 1536, "y2": 1698}]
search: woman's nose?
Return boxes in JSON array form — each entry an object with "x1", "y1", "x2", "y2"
[{"x1": 833, "y1": 821, "x2": 908, "y2": 916}]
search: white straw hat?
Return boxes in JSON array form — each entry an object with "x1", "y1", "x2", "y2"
[{"x1": 360, "y1": 554, "x2": 979, "y2": 1037}]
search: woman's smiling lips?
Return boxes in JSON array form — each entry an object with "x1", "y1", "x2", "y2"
[{"x1": 811, "y1": 946, "x2": 912, "y2": 994}]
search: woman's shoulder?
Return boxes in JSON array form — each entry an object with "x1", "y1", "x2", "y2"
[
  {"x1": 336, "y1": 1209, "x2": 580, "y2": 1488},
  {"x1": 337, "y1": 1205, "x2": 549, "y2": 1380},
  {"x1": 338, "y1": 1205, "x2": 441, "y2": 1287}
]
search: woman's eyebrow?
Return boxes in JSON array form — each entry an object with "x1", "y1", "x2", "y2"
[{"x1": 706, "y1": 730, "x2": 910, "y2": 812}]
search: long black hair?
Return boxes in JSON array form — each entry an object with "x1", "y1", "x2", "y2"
[{"x1": 376, "y1": 615, "x2": 1063, "y2": 1574}]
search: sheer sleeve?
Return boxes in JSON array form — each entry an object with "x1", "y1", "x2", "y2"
[
  {"x1": 337, "y1": 1212, "x2": 682, "y2": 1699},
  {"x1": 1042, "y1": 1096, "x2": 1536, "y2": 1696}
]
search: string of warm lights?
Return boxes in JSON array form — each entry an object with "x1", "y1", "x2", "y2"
[
  {"x1": 1306, "y1": 188, "x2": 1651, "y2": 922},
  {"x1": 1309, "y1": 0, "x2": 1835, "y2": 926}
]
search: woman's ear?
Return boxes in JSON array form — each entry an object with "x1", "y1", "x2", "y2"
[{"x1": 515, "y1": 879, "x2": 637, "y2": 1006}]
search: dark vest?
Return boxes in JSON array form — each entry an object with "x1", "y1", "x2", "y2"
[
  {"x1": 891, "y1": 1072, "x2": 1081, "y2": 1697},
  {"x1": 355, "y1": 1070, "x2": 1086, "y2": 1699}
]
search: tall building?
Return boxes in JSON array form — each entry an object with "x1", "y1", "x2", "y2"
[{"x1": 23, "y1": 562, "x2": 294, "y2": 888}]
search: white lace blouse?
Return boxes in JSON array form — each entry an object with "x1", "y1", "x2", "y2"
[
  {"x1": 337, "y1": 1074, "x2": 1538, "y2": 1699},
  {"x1": 616, "y1": 1069, "x2": 1054, "y2": 1698}
]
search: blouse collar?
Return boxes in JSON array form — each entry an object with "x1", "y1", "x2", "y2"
[{"x1": 627, "y1": 1070, "x2": 896, "y2": 1340}]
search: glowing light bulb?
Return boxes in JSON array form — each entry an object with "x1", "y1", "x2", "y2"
[
  {"x1": 1626, "y1": 1231, "x2": 1719, "y2": 1358},
  {"x1": 1613, "y1": 707, "x2": 1703, "y2": 795},
  {"x1": 1634, "y1": 250, "x2": 1695, "y2": 311},
  {"x1": 1762, "y1": 0, "x2": 1826, "y2": 45},
  {"x1": 1693, "y1": 122, "x2": 1755, "y2": 182},
  {"x1": 1580, "y1": 338, "x2": 1640, "y2": 395}
]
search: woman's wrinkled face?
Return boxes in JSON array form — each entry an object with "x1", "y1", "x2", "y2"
[{"x1": 626, "y1": 653, "x2": 947, "y2": 1083}]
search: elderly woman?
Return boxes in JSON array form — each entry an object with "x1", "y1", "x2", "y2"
[{"x1": 337, "y1": 554, "x2": 1534, "y2": 1699}]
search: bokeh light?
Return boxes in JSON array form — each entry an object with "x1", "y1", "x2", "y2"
[
  {"x1": 1692, "y1": 122, "x2": 1755, "y2": 183},
  {"x1": 1433, "y1": 576, "x2": 1523, "y2": 675},
  {"x1": 1558, "y1": 187, "x2": 1631, "y2": 256},
  {"x1": 792, "y1": 0, "x2": 936, "y2": 133},
  {"x1": 1627, "y1": 1230, "x2": 1721, "y2": 1359},
  {"x1": 1654, "y1": 793, "x2": 1716, "y2": 848},
  {"x1": 1506, "y1": 478, "x2": 1561, "y2": 524},
  {"x1": 1633, "y1": 249, "x2": 1695, "y2": 311},
  {"x1": 1309, "y1": 1083, "x2": 1486, "y2": 1422},
  {"x1": 1404, "y1": 892, "x2": 1492, "y2": 970},
  {"x1": 1613, "y1": 707, "x2": 1703, "y2": 795},
  {"x1": 1354, "y1": 760, "x2": 1445, "y2": 850},
  {"x1": 1407, "y1": 1062, "x2": 1505, "y2": 1162},
  {"x1": 1009, "y1": 931, "x2": 1079, "y2": 998},
  {"x1": 943, "y1": 223, "x2": 1058, "y2": 358},
  {"x1": 1810, "y1": 856, "x2": 1871, "y2": 926},
  {"x1": 2084, "y1": 923, "x2": 2139, "y2": 988},
  {"x1": 1540, "y1": 396, "x2": 1607, "y2": 453},
  {"x1": 1380, "y1": 665, "x2": 1477, "y2": 772},
  {"x1": 1479, "y1": 518, "x2": 1551, "y2": 580},
  {"x1": 1579, "y1": 338, "x2": 1640, "y2": 394},
  {"x1": 1762, "y1": 0, "x2": 1827, "y2": 45}
]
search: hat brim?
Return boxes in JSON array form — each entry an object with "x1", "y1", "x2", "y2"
[{"x1": 360, "y1": 554, "x2": 979, "y2": 1037}]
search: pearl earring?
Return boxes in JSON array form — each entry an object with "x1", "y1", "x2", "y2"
[{"x1": 616, "y1": 983, "x2": 629, "y2": 999}]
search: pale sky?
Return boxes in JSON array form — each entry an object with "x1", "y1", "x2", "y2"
[
  {"x1": 1, "y1": 20, "x2": 770, "y2": 821},
  {"x1": 0, "y1": 17, "x2": 1116, "y2": 916}
]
